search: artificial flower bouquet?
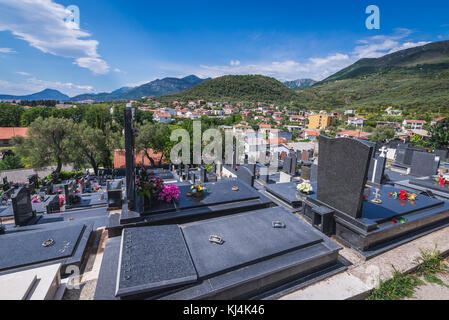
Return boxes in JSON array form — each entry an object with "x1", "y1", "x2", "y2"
[
  {"x1": 435, "y1": 175, "x2": 448, "y2": 186},
  {"x1": 389, "y1": 189, "x2": 417, "y2": 201},
  {"x1": 297, "y1": 182, "x2": 314, "y2": 194},
  {"x1": 188, "y1": 184, "x2": 208, "y2": 197}
]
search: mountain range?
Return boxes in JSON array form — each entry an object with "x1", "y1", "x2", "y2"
[
  {"x1": 283, "y1": 79, "x2": 317, "y2": 90},
  {"x1": 0, "y1": 75, "x2": 211, "y2": 102},
  {"x1": 1, "y1": 40, "x2": 449, "y2": 108}
]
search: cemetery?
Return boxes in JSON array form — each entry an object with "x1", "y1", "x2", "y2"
[{"x1": 1, "y1": 105, "x2": 449, "y2": 301}]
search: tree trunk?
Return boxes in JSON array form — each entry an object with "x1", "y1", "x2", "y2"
[
  {"x1": 89, "y1": 157, "x2": 98, "y2": 176},
  {"x1": 158, "y1": 153, "x2": 164, "y2": 166},
  {"x1": 55, "y1": 159, "x2": 62, "y2": 174},
  {"x1": 145, "y1": 150, "x2": 155, "y2": 167}
]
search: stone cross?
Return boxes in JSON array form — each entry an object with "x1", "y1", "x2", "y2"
[{"x1": 379, "y1": 146, "x2": 388, "y2": 158}]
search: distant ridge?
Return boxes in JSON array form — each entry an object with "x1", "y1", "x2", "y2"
[
  {"x1": 158, "y1": 75, "x2": 300, "y2": 103},
  {"x1": 283, "y1": 79, "x2": 317, "y2": 90},
  {"x1": 0, "y1": 89, "x2": 70, "y2": 101},
  {"x1": 70, "y1": 75, "x2": 211, "y2": 102}
]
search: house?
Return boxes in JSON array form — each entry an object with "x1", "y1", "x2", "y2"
[
  {"x1": 344, "y1": 110, "x2": 355, "y2": 115},
  {"x1": 336, "y1": 130, "x2": 371, "y2": 140},
  {"x1": 402, "y1": 120, "x2": 426, "y2": 130},
  {"x1": 304, "y1": 130, "x2": 320, "y2": 140},
  {"x1": 385, "y1": 107, "x2": 402, "y2": 116},
  {"x1": 347, "y1": 116, "x2": 367, "y2": 128},
  {"x1": 268, "y1": 129, "x2": 292, "y2": 142},
  {"x1": 0, "y1": 127, "x2": 28, "y2": 147},
  {"x1": 241, "y1": 111, "x2": 252, "y2": 119},
  {"x1": 431, "y1": 117, "x2": 447, "y2": 126},
  {"x1": 223, "y1": 107, "x2": 236, "y2": 115},
  {"x1": 289, "y1": 115, "x2": 306, "y2": 126},
  {"x1": 153, "y1": 112, "x2": 171, "y2": 124}
]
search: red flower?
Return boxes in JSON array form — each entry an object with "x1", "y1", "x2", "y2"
[
  {"x1": 392, "y1": 218, "x2": 397, "y2": 223},
  {"x1": 400, "y1": 190, "x2": 407, "y2": 195},
  {"x1": 399, "y1": 194, "x2": 407, "y2": 200},
  {"x1": 388, "y1": 193, "x2": 392, "y2": 196}
]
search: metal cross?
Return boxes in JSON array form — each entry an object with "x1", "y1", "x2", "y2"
[{"x1": 379, "y1": 146, "x2": 388, "y2": 158}]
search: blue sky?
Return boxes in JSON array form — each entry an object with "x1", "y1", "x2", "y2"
[{"x1": 0, "y1": 0, "x2": 448, "y2": 96}]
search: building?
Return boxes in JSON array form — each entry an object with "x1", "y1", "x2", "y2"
[
  {"x1": 153, "y1": 112, "x2": 172, "y2": 124},
  {"x1": 308, "y1": 114, "x2": 334, "y2": 129},
  {"x1": 347, "y1": 116, "x2": 367, "y2": 128},
  {"x1": 0, "y1": 127, "x2": 28, "y2": 147},
  {"x1": 336, "y1": 130, "x2": 371, "y2": 140},
  {"x1": 402, "y1": 120, "x2": 426, "y2": 130},
  {"x1": 431, "y1": 117, "x2": 447, "y2": 125},
  {"x1": 289, "y1": 115, "x2": 306, "y2": 126},
  {"x1": 304, "y1": 130, "x2": 321, "y2": 140},
  {"x1": 114, "y1": 149, "x2": 167, "y2": 168}
]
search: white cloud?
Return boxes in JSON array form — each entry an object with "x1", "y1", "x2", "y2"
[
  {"x1": 0, "y1": 77, "x2": 95, "y2": 96},
  {"x1": 187, "y1": 29, "x2": 430, "y2": 81},
  {"x1": 0, "y1": 0, "x2": 109, "y2": 74},
  {"x1": 190, "y1": 53, "x2": 352, "y2": 81},
  {"x1": 114, "y1": 68, "x2": 121, "y2": 73},
  {"x1": 16, "y1": 71, "x2": 31, "y2": 76},
  {"x1": 0, "y1": 47, "x2": 16, "y2": 53}
]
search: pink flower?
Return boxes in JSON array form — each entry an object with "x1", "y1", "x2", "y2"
[{"x1": 158, "y1": 185, "x2": 180, "y2": 203}]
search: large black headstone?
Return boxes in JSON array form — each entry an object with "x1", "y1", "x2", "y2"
[
  {"x1": 310, "y1": 164, "x2": 318, "y2": 182},
  {"x1": 435, "y1": 149, "x2": 448, "y2": 162},
  {"x1": 410, "y1": 152, "x2": 439, "y2": 177},
  {"x1": 236, "y1": 166, "x2": 255, "y2": 187},
  {"x1": 12, "y1": 187, "x2": 36, "y2": 226},
  {"x1": 259, "y1": 166, "x2": 270, "y2": 183},
  {"x1": 317, "y1": 136, "x2": 373, "y2": 219},
  {"x1": 107, "y1": 180, "x2": 123, "y2": 209},
  {"x1": 200, "y1": 167, "x2": 207, "y2": 183}
]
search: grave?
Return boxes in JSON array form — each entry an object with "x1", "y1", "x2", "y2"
[
  {"x1": 434, "y1": 149, "x2": 448, "y2": 162},
  {"x1": 301, "y1": 135, "x2": 449, "y2": 258},
  {"x1": 409, "y1": 151, "x2": 439, "y2": 177},
  {"x1": 97, "y1": 206, "x2": 345, "y2": 300},
  {"x1": 265, "y1": 182, "x2": 306, "y2": 209},
  {"x1": 12, "y1": 187, "x2": 37, "y2": 227},
  {"x1": 108, "y1": 179, "x2": 273, "y2": 235},
  {"x1": 0, "y1": 221, "x2": 94, "y2": 275},
  {"x1": 392, "y1": 145, "x2": 419, "y2": 169},
  {"x1": 107, "y1": 180, "x2": 123, "y2": 210}
]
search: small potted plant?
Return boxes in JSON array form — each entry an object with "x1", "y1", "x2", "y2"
[
  {"x1": 136, "y1": 170, "x2": 164, "y2": 210},
  {"x1": 187, "y1": 184, "x2": 207, "y2": 197}
]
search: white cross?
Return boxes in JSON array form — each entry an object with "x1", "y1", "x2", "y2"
[
  {"x1": 379, "y1": 146, "x2": 388, "y2": 158},
  {"x1": 373, "y1": 188, "x2": 381, "y2": 200}
]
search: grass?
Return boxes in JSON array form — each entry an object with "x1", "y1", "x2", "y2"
[{"x1": 367, "y1": 244, "x2": 449, "y2": 300}]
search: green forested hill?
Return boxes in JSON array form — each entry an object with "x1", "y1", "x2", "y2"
[{"x1": 158, "y1": 75, "x2": 300, "y2": 103}]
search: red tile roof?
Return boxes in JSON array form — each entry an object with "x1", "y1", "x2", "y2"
[
  {"x1": 336, "y1": 130, "x2": 371, "y2": 139},
  {"x1": 113, "y1": 149, "x2": 168, "y2": 168},
  {"x1": 0, "y1": 127, "x2": 28, "y2": 140}
]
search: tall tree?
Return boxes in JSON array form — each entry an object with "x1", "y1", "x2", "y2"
[
  {"x1": 13, "y1": 117, "x2": 75, "y2": 173},
  {"x1": 430, "y1": 118, "x2": 449, "y2": 149},
  {"x1": 135, "y1": 122, "x2": 171, "y2": 166}
]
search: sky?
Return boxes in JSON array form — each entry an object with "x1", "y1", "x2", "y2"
[{"x1": 0, "y1": 0, "x2": 449, "y2": 96}]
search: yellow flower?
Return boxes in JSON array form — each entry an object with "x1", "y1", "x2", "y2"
[{"x1": 407, "y1": 193, "x2": 417, "y2": 201}]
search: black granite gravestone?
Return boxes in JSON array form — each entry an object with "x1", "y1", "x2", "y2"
[
  {"x1": 109, "y1": 206, "x2": 343, "y2": 300},
  {"x1": 107, "y1": 180, "x2": 123, "y2": 209},
  {"x1": 11, "y1": 187, "x2": 36, "y2": 227},
  {"x1": 367, "y1": 156, "x2": 386, "y2": 186},
  {"x1": 200, "y1": 167, "x2": 207, "y2": 183},
  {"x1": 236, "y1": 166, "x2": 255, "y2": 187},
  {"x1": 259, "y1": 166, "x2": 270, "y2": 183},
  {"x1": 317, "y1": 136, "x2": 373, "y2": 219},
  {"x1": 310, "y1": 164, "x2": 318, "y2": 182},
  {"x1": 410, "y1": 152, "x2": 439, "y2": 177},
  {"x1": 301, "y1": 166, "x2": 311, "y2": 181},
  {"x1": 435, "y1": 149, "x2": 448, "y2": 162},
  {"x1": 296, "y1": 150, "x2": 302, "y2": 161},
  {"x1": 283, "y1": 155, "x2": 293, "y2": 175}
]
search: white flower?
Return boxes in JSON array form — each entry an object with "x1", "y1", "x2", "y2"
[{"x1": 297, "y1": 182, "x2": 313, "y2": 194}]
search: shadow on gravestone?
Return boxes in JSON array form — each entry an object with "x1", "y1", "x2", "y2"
[{"x1": 317, "y1": 136, "x2": 373, "y2": 219}]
